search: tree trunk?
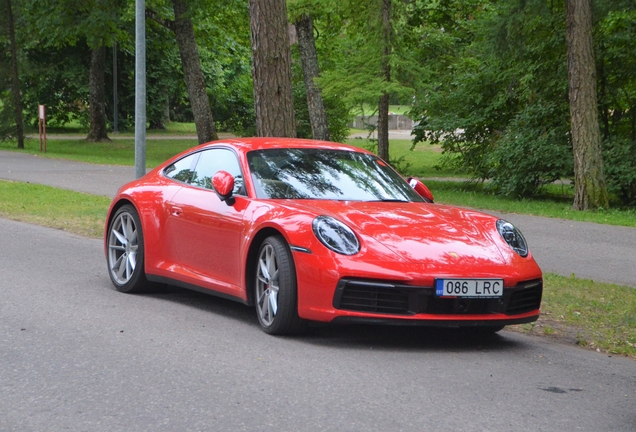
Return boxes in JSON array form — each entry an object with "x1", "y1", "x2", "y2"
[
  {"x1": 7, "y1": 0, "x2": 24, "y2": 149},
  {"x1": 377, "y1": 0, "x2": 392, "y2": 162},
  {"x1": 172, "y1": 0, "x2": 218, "y2": 144},
  {"x1": 295, "y1": 14, "x2": 330, "y2": 141},
  {"x1": 86, "y1": 46, "x2": 110, "y2": 142},
  {"x1": 566, "y1": 0, "x2": 608, "y2": 210},
  {"x1": 249, "y1": 0, "x2": 296, "y2": 137},
  {"x1": 598, "y1": 47, "x2": 610, "y2": 139}
]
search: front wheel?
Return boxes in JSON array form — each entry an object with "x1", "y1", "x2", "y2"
[
  {"x1": 106, "y1": 204, "x2": 150, "y2": 293},
  {"x1": 254, "y1": 236, "x2": 305, "y2": 335}
]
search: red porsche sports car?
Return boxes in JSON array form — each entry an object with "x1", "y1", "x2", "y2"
[{"x1": 105, "y1": 138, "x2": 542, "y2": 335}]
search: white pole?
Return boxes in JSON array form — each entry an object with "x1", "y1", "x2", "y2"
[{"x1": 135, "y1": 0, "x2": 146, "y2": 179}]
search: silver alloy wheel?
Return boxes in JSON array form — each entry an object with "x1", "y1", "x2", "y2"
[
  {"x1": 108, "y1": 211, "x2": 139, "y2": 285},
  {"x1": 256, "y1": 243, "x2": 280, "y2": 327}
]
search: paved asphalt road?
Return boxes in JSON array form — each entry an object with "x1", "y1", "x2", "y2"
[
  {"x1": 1, "y1": 218, "x2": 635, "y2": 431},
  {"x1": 1, "y1": 150, "x2": 634, "y2": 287}
]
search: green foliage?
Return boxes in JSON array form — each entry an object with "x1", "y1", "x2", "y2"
[
  {"x1": 20, "y1": 44, "x2": 91, "y2": 128},
  {"x1": 0, "y1": 97, "x2": 18, "y2": 140},
  {"x1": 191, "y1": 0, "x2": 255, "y2": 135},
  {"x1": 22, "y1": 0, "x2": 122, "y2": 49},
  {"x1": 3, "y1": 0, "x2": 635, "y2": 208},
  {"x1": 603, "y1": 137, "x2": 636, "y2": 206},
  {"x1": 489, "y1": 101, "x2": 572, "y2": 197},
  {"x1": 413, "y1": 0, "x2": 571, "y2": 192},
  {"x1": 411, "y1": 0, "x2": 636, "y2": 206},
  {"x1": 317, "y1": 0, "x2": 416, "y2": 109}
]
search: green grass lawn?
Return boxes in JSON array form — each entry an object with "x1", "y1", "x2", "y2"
[
  {"x1": 0, "y1": 180, "x2": 110, "y2": 237},
  {"x1": 513, "y1": 273, "x2": 636, "y2": 359}
]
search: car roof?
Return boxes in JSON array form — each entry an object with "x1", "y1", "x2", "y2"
[{"x1": 197, "y1": 137, "x2": 373, "y2": 154}]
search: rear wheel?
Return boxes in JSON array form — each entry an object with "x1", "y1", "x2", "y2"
[
  {"x1": 254, "y1": 236, "x2": 305, "y2": 335},
  {"x1": 107, "y1": 204, "x2": 150, "y2": 293}
]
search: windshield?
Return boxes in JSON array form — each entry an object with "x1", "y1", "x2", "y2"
[{"x1": 247, "y1": 148, "x2": 424, "y2": 202}]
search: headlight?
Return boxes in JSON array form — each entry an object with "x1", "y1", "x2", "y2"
[
  {"x1": 496, "y1": 220, "x2": 528, "y2": 257},
  {"x1": 312, "y1": 216, "x2": 360, "y2": 255}
]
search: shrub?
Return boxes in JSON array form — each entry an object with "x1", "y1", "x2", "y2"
[{"x1": 603, "y1": 137, "x2": 636, "y2": 206}]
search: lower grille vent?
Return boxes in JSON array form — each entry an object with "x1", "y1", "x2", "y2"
[
  {"x1": 334, "y1": 279, "x2": 543, "y2": 316},
  {"x1": 506, "y1": 283, "x2": 543, "y2": 315},
  {"x1": 339, "y1": 285, "x2": 411, "y2": 314}
]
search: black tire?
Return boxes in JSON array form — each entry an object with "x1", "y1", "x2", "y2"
[
  {"x1": 254, "y1": 235, "x2": 305, "y2": 335},
  {"x1": 106, "y1": 204, "x2": 151, "y2": 293}
]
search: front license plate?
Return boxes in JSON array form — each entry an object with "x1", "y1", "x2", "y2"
[{"x1": 435, "y1": 279, "x2": 504, "y2": 298}]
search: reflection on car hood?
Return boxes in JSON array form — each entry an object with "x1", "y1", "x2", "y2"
[{"x1": 288, "y1": 200, "x2": 506, "y2": 265}]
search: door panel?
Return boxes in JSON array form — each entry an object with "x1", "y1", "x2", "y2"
[
  {"x1": 164, "y1": 148, "x2": 248, "y2": 293},
  {"x1": 168, "y1": 187, "x2": 246, "y2": 290}
]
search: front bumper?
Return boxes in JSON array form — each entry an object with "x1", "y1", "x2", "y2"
[{"x1": 291, "y1": 244, "x2": 543, "y2": 325}]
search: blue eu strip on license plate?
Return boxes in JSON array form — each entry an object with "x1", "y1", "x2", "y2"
[{"x1": 435, "y1": 279, "x2": 504, "y2": 298}]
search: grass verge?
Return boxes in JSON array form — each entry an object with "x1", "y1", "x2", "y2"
[
  {"x1": 511, "y1": 273, "x2": 636, "y2": 359},
  {"x1": 1, "y1": 178, "x2": 634, "y2": 359},
  {"x1": 0, "y1": 180, "x2": 110, "y2": 238}
]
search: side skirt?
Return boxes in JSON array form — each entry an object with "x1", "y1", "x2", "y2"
[{"x1": 146, "y1": 274, "x2": 251, "y2": 306}]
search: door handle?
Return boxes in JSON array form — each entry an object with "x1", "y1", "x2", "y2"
[{"x1": 171, "y1": 206, "x2": 183, "y2": 216}]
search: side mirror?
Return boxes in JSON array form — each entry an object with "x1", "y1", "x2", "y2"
[
  {"x1": 408, "y1": 177, "x2": 434, "y2": 203},
  {"x1": 213, "y1": 170, "x2": 235, "y2": 203}
]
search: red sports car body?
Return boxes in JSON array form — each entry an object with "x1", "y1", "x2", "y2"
[{"x1": 105, "y1": 138, "x2": 542, "y2": 335}]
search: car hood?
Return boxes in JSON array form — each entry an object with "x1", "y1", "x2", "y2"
[{"x1": 287, "y1": 200, "x2": 506, "y2": 266}]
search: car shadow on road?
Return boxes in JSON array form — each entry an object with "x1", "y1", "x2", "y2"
[
  {"x1": 142, "y1": 283, "x2": 260, "y2": 324},
  {"x1": 143, "y1": 284, "x2": 527, "y2": 353},
  {"x1": 300, "y1": 323, "x2": 525, "y2": 353}
]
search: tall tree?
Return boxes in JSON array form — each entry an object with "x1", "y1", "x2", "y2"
[
  {"x1": 249, "y1": 0, "x2": 296, "y2": 137},
  {"x1": 295, "y1": 13, "x2": 330, "y2": 141},
  {"x1": 566, "y1": 0, "x2": 609, "y2": 210},
  {"x1": 377, "y1": 0, "x2": 391, "y2": 161},
  {"x1": 86, "y1": 46, "x2": 109, "y2": 141},
  {"x1": 171, "y1": 0, "x2": 218, "y2": 143},
  {"x1": 6, "y1": 0, "x2": 24, "y2": 148}
]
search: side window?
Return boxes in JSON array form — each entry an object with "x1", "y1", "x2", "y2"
[
  {"x1": 164, "y1": 153, "x2": 199, "y2": 184},
  {"x1": 191, "y1": 148, "x2": 244, "y2": 195}
]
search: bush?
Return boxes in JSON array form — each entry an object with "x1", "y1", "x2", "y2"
[
  {"x1": 603, "y1": 137, "x2": 636, "y2": 206},
  {"x1": 489, "y1": 102, "x2": 572, "y2": 197}
]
